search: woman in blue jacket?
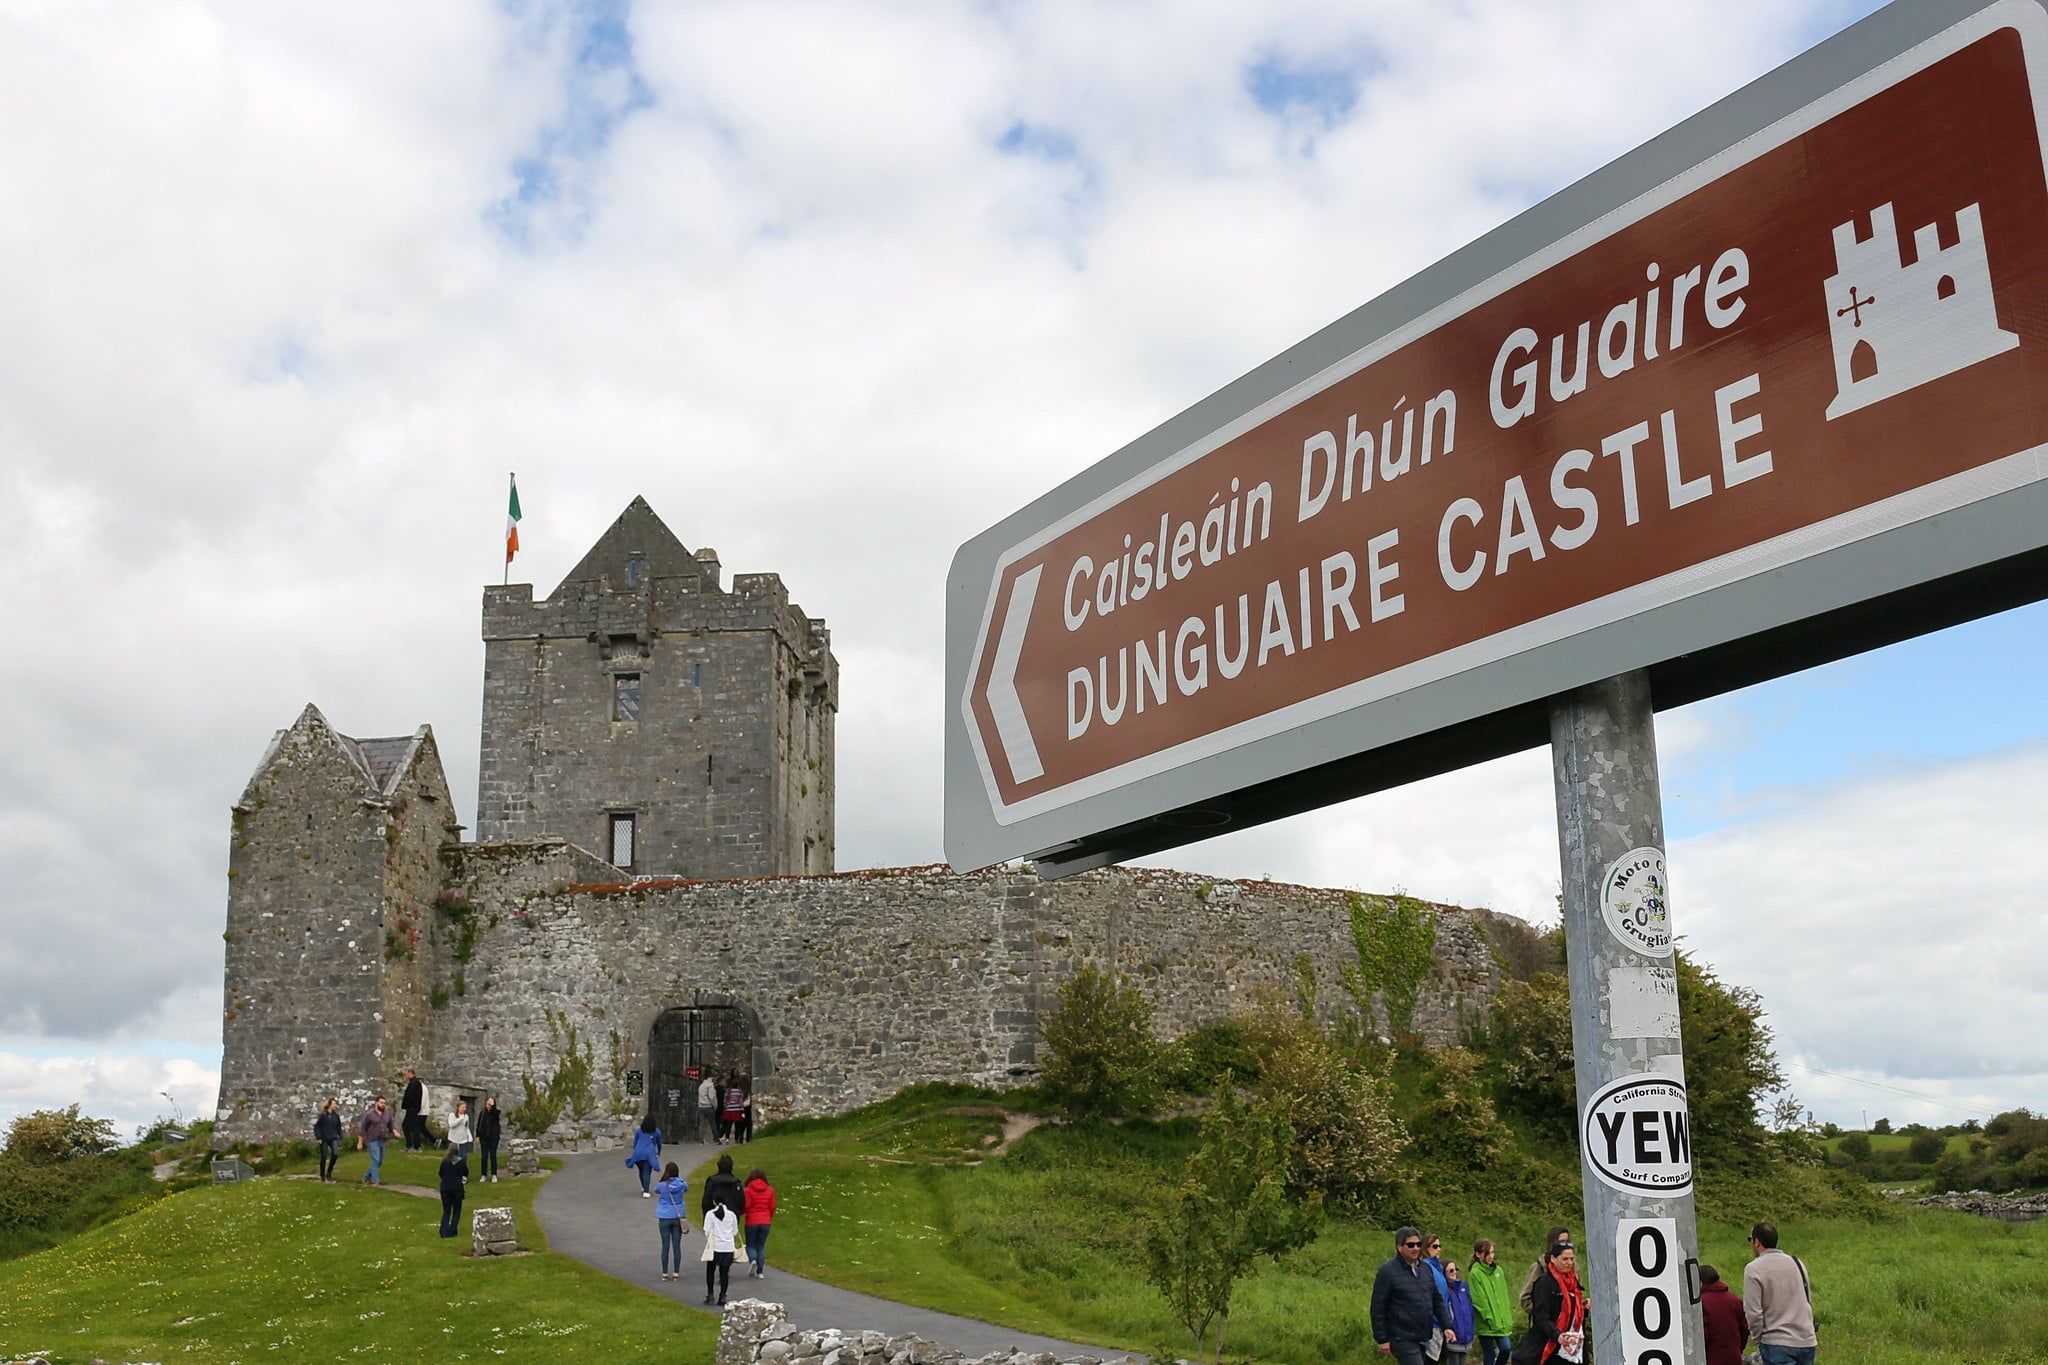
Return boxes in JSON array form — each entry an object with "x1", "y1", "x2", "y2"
[
  {"x1": 625, "y1": 1114, "x2": 663, "y2": 1196},
  {"x1": 1443, "y1": 1258, "x2": 1478, "y2": 1365},
  {"x1": 654, "y1": 1161, "x2": 690, "y2": 1280}
]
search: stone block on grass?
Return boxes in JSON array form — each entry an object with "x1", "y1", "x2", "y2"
[{"x1": 471, "y1": 1206, "x2": 518, "y2": 1256}]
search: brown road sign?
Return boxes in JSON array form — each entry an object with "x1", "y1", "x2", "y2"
[{"x1": 948, "y1": 1, "x2": 2048, "y2": 875}]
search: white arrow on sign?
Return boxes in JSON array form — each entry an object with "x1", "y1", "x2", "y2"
[{"x1": 985, "y1": 564, "x2": 1044, "y2": 784}]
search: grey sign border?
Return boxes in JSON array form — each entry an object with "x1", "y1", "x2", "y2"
[{"x1": 946, "y1": 0, "x2": 2048, "y2": 874}]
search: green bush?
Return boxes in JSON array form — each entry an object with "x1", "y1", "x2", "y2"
[
  {"x1": 1159, "y1": 1018, "x2": 1262, "y2": 1095},
  {"x1": 1252, "y1": 1010, "x2": 1406, "y2": 1211},
  {"x1": 1038, "y1": 965, "x2": 1161, "y2": 1122},
  {"x1": 1909, "y1": 1130, "x2": 1948, "y2": 1164},
  {"x1": 1486, "y1": 972, "x2": 1576, "y2": 1137},
  {"x1": 1838, "y1": 1131, "x2": 1874, "y2": 1162}
]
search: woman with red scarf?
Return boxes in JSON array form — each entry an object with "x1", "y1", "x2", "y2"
[{"x1": 1511, "y1": 1239, "x2": 1586, "y2": 1365}]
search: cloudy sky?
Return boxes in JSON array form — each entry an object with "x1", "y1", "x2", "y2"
[{"x1": 3, "y1": 0, "x2": 2041, "y2": 1141}]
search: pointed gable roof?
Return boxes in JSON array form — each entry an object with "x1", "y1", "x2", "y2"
[
  {"x1": 553, "y1": 496, "x2": 701, "y2": 596},
  {"x1": 239, "y1": 703, "x2": 439, "y2": 805}
]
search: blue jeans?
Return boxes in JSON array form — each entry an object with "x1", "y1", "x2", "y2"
[
  {"x1": 637, "y1": 1162, "x2": 654, "y2": 1193},
  {"x1": 363, "y1": 1139, "x2": 386, "y2": 1184},
  {"x1": 1759, "y1": 1347, "x2": 1817, "y2": 1365},
  {"x1": 1479, "y1": 1336, "x2": 1513, "y2": 1365},
  {"x1": 659, "y1": 1218, "x2": 684, "y2": 1273},
  {"x1": 745, "y1": 1223, "x2": 770, "y2": 1270}
]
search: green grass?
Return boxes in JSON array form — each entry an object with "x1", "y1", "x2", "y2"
[
  {"x1": 0, "y1": 1149, "x2": 718, "y2": 1364},
  {"x1": 718, "y1": 1091, "x2": 2048, "y2": 1365}
]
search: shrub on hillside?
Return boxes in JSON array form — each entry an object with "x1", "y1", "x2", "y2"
[
  {"x1": 1837, "y1": 1131, "x2": 1874, "y2": 1163},
  {"x1": 5, "y1": 1106, "x2": 118, "y2": 1164},
  {"x1": 1252, "y1": 1010, "x2": 1406, "y2": 1210},
  {"x1": 1038, "y1": 964, "x2": 1161, "y2": 1122},
  {"x1": 1486, "y1": 972, "x2": 1576, "y2": 1137},
  {"x1": 1409, "y1": 1047, "x2": 1511, "y2": 1168},
  {"x1": 1158, "y1": 1017, "x2": 1262, "y2": 1095},
  {"x1": 1909, "y1": 1130, "x2": 1948, "y2": 1164}
]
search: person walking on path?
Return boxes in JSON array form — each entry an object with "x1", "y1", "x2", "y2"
[
  {"x1": 476, "y1": 1097, "x2": 503, "y2": 1182},
  {"x1": 447, "y1": 1099, "x2": 474, "y2": 1157},
  {"x1": 654, "y1": 1161, "x2": 691, "y2": 1281},
  {"x1": 704, "y1": 1197, "x2": 740, "y2": 1307},
  {"x1": 437, "y1": 1145, "x2": 469, "y2": 1239},
  {"x1": 1442, "y1": 1257, "x2": 1476, "y2": 1365},
  {"x1": 625, "y1": 1114, "x2": 663, "y2": 1196},
  {"x1": 1511, "y1": 1238, "x2": 1585, "y2": 1365},
  {"x1": 1466, "y1": 1239, "x2": 1515, "y2": 1365},
  {"x1": 702, "y1": 1151, "x2": 744, "y2": 1223},
  {"x1": 1698, "y1": 1263, "x2": 1749, "y2": 1365},
  {"x1": 357, "y1": 1097, "x2": 396, "y2": 1185},
  {"x1": 1742, "y1": 1222, "x2": 1817, "y2": 1365},
  {"x1": 401, "y1": 1069, "x2": 426, "y2": 1151},
  {"x1": 742, "y1": 1166, "x2": 777, "y2": 1278},
  {"x1": 698, "y1": 1074, "x2": 721, "y2": 1144},
  {"x1": 722, "y1": 1075, "x2": 748, "y2": 1145},
  {"x1": 314, "y1": 1098, "x2": 343, "y2": 1183},
  {"x1": 1519, "y1": 1226, "x2": 1571, "y2": 1321},
  {"x1": 1372, "y1": 1225, "x2": 1456, "y2": 1364}
]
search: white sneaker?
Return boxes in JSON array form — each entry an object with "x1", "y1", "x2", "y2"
[{"x1": 642, "y1": 1191, "x2": 651, "y2": 1198}]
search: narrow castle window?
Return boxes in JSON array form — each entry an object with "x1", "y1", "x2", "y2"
[
  {"x1": 613, "y1": 673, "x2": 641, "y2": 722},
  {"x1": 609, "y1": 812, "x2": 637, "y2": 870}
]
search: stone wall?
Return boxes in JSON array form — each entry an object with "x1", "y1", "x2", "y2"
[{"x1": 389, "y1": 860, "x2": 1504, "y2": 1143}]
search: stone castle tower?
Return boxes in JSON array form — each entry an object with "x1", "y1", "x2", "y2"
[{"x1": 477, "y1": 496, "x2": 837, "y2": 877}]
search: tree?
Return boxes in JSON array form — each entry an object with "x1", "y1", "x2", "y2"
[
  {"x1": 1675, "y1": 953, "x2": 1785, "y2": 1155},
  {"x1": 1908, "y1": 1130, "x2": 1948, "y2": 1164},
  {"x1": 1836, "y1": 1131, "x2": 1873, "y2": 1163},
  {"x1": 1872, "y1": 1117, "x2": 1893, "y2": 1135},
  {"x1": 1412, "y1": 1047, "x2": 1511, "y2": 1168},
  {"x1": 1143, "y1": 1086, "x2": 1320, "y2": 1363},
  {"x1": 4, "y1": 1106, "x2": 117, "y2": 1165},
  {"x1": 1487, "y1": 971, "x2": 1577, "y2": 1137},
  {"x1": 1253, "y1": 1009, "x2": 1407, "y2": 1209},
  {"x1": 1037, "y1": 965, "x2": 1161, "y2": 1121}
]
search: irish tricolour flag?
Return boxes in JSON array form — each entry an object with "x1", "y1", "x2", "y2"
[{"x1": 505, "y1": 476, "x2": 522, "y2": 566}]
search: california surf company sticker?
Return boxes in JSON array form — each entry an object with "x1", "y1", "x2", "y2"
[
  {"x1": 1602, "y1": 846, "x2": 1673, "y2": 958},
  {"x1": 1582, "y1": 1074, "x2": 1693, "y2": 1197}
]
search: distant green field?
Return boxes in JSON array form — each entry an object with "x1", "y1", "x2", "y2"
[{"x1": 0, "y1": 1150, "x2": 716, "y2": 1364}]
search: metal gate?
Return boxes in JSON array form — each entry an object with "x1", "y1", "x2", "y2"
[{"x1": 646, "y1": 1006, "x2": 751, "y2": 1140}]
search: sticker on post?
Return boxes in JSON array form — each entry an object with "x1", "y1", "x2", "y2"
[
  {"x1": 1582, "y1": 1074, "x2": 1693, "y2": 1196},
  {"x1": 1615, "y1": 1216, "x2": 1695, "y2": 1365},
  {"x1": 1602, "y1": 847, "x2": 1673, "y2": 958}
]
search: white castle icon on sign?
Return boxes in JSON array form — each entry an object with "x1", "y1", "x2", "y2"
[{"x1": 1824, "y1": 201, "x2": 2018, "y2": 420}]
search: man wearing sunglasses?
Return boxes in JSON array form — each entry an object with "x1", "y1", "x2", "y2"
[{"x1": 1373, "y1": 1225, "x2": 1458, "y2": 1363}]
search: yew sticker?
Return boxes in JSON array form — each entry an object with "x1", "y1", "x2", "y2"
[{"x1": 1583, "y1": 1075, "x2": 1693, "y2": 1197}]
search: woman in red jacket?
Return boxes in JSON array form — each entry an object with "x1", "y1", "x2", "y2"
[
  {"x1": 743, "y1": 1167, "x2": 778, "y2": 1278},
  {"x1": 1697, "y1": 1264, "x2": 1749, "y2": 1365}
]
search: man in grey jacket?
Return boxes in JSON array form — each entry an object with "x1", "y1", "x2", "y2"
[{"x1": 1742, "y1": 1221, "x2": 1817, "y2": 1364}]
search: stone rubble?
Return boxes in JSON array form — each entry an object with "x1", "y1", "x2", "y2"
[
  {"x1": 715, "y1": 1300, "x2": 1134, "y2": 1365},
  {"x1": 1914, "y1": 1189, "x2": 2048, "y2": 1218}
]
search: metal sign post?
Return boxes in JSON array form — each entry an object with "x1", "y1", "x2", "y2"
[{"x1": 1553, "y1": 670, "x2": 1701, "y2": 1365}]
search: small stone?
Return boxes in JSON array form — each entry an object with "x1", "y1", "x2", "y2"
[{"x1": 759, "y1": 1341, "x2": 793, "y2": 1362}]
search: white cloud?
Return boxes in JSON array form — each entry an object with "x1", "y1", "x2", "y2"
[
  {"x1": 0, "y1": 1053, "x2": 220, "y2": 1146},
  {"x1": 0, "y1": 0, "x2": 2034, "y2": 1136}
]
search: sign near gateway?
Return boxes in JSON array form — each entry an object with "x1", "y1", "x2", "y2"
[{"x1": 947, "y1": 1, "x2": 2048, "y2": 875}]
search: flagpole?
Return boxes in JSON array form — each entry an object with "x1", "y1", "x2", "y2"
[{"x1": 505, "y1": 472, "x2": 516, "y2": 586}]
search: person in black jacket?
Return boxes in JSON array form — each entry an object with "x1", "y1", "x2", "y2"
[
  {"x1": 701, "y1": 1151, "x2": 744, "y2": 1221},
  {"x1": 401, "y1": 1070, "x2": 426, "y2": 1151},
  {"x1": 438, "y1": 1147, "x2": 469, "y2": 1239},
  {"x1": 1372, "y1": 1225, "x2": 1457, "y2": 1364},
  {"x1": 476, "y1": 1097, "x2": 503, "y2": 1183},
  {"x1": 313, "y1": 1098, "x2": 343, "y2": 1182},
  {"x1": 1513, "y1": 1240, "x2": 1587, "y2": 1365}
]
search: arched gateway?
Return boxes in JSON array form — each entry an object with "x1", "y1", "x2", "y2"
[{"x1": 646, "y1": 1004, "x2": 757, "y2": 1138}]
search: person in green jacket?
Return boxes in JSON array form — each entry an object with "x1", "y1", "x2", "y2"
[{"x1": 1467, "y1": 1239, "x2": 1516, "y2": 1365}]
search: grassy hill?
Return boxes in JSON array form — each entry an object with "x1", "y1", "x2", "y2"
[
  {"x1": 709, "y1": 1086, "x2": 2047, "y2": 1365},
  {"x1": 0, "y1": 1147, "x2": 717, "y2": 1364}
]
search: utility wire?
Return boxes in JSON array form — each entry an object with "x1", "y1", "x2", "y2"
[{"x1": 1783, "y1": 1059, "x2": 2011, "y2": 1120}]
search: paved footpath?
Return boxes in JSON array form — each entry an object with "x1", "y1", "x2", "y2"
[{"x1": 533, "y1": 1142, "x2": 1120, "y2": 1359}]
